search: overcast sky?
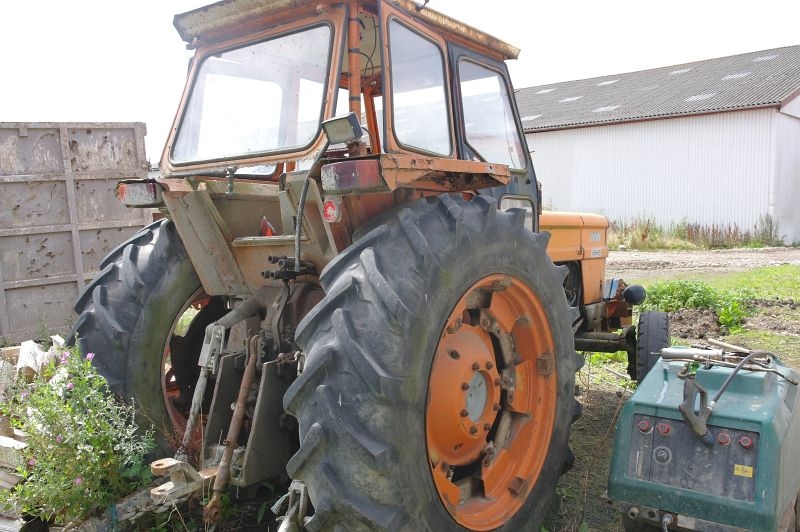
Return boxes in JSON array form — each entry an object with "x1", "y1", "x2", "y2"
[{"x1": 1, "y1": 0, "x2": 797, "y2": 163}]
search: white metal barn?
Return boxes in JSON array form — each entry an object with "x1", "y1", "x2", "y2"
[{"x1": 516, "y1": 45, "x2": 800, "y2": 244}]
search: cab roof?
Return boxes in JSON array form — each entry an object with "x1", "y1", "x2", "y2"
[{"x1": 173, "y1": 0, "x2": 520, "y2": 60}]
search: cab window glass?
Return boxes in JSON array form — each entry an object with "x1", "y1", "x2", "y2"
[
  {"x1": 388, "y1": 20, "x2": 451, "y2": 155},
  {"x1": 499, "y1": 196, "x2": 534, "y2": 231},
  {"x1": 459, "y1": 60, "x2": 525, "y2": 169}
]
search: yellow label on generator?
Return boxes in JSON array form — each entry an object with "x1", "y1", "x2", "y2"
[{"x1": 734, "y1": 464, "x2": 753, "y2": 478}]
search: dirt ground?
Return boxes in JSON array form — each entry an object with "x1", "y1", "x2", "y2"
[{"x1": 543, "y1": 246, "x2": 800, "y2": 532}]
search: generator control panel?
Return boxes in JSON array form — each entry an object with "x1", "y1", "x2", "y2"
[{"x1": 627, "y1": 414, "x2": 758, "y2": 501}]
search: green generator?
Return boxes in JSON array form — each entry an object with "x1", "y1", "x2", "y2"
[{"x1": 607, "y1": 345, "x2": 800, "y2": 531}]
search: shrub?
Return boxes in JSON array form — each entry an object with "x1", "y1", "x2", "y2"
[
  {"x1": 1, "y1": 347, "x2": 153, "y2": 524},
  {"x1": 640, "y1": 280, "x2": 718, "y2": 312},
  {"x1": 641, "y1": 280, "x2": 756, "y2": 330}
]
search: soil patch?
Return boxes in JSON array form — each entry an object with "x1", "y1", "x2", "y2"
[
  {"x1": 668, "y1": 308, "x2": 725, "y2": 340},
  {"x1": 744, "y1": 298, "x2": 800, "y2": 336}
]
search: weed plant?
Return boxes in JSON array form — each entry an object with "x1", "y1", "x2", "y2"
[
  {"x1": 640, "y1": 279, "x2": 755, "y2": 329},
  {"x1": 1, "y1": 347, "x2": 154, "y2": 524},
  {"x1": 609, "y1": 213, "x2": 784, "y2": 250}
]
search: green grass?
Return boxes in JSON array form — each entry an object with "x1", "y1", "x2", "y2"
[
  {"x1": 691, "y1": 264, "x2": 800, "y2": 299},
  {"x1": 724, "y1": 330, "x2": 800, "y2": 368},
  {"x1": 586, "y1": 351, "x2": 627, "y2": 366}
]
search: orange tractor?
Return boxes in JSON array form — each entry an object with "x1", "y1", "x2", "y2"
[{"x1": 71, "y1": 0, "x2": 646, "y2": 529}]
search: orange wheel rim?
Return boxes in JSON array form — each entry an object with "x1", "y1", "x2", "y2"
[{"x1": 426, "y1": 274, "x2": 557, "y2": 530}]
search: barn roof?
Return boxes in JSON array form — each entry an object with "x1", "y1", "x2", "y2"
[{"x1": 516, "y1": 45, "x2": 800, "y2": 132}]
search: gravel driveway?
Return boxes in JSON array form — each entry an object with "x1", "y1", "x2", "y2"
[{"x1": 606, "y1": 246, "x2": 800, "y2": 280}]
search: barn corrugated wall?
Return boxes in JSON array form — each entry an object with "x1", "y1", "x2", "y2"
[
  {"x1": 526, "y1": 107, "x2": 798, "y2": 243},
  {"x1": 775, "y1": 105, "x2": 800, "y2": 244}
]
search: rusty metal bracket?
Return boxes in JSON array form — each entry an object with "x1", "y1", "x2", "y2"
[
  {"x1": 478, "y1": 309, "x2": 519, "y2": 366},
  {"x1": 150, "y1": 458, "x2": 215, "y2": 505},
  {"x1": 273, "y1": 479, "x2": 310, "y2": 532}
]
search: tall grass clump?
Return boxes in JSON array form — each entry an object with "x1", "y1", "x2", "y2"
[{"x1": 609, "y1": 212, "x2": 785, "y2": 250}]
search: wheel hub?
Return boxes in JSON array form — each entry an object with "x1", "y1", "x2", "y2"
[
  {"x1": 427, "y1": 327, "x2": 502, "y2": 465},
  {"x1": 465, "y1": 371, "x2": 488, "y2": 422}
]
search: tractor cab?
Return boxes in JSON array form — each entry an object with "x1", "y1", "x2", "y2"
[{"x1": 150, "y1": 0, "x2": 538, "y2": 248}]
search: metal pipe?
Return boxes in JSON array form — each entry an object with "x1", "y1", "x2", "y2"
[
  {"x1": 707, "y1": 338, "x2": 750, "y2": 353},
  {"x1": 216, "y1": 286, "x2": 274, "y2": 329},
  {"x1": 204, "y1": 334, "x2": 261, "y2": 523},
  {"x1": 574, "y1": 331, "x2": 629, "y2": 353},
  {"x1": 294, "y1": 177, "x2": 311, "y2": 272},
  {"x1": 347, "y1": 0, "x2": 361, "y2": 116},
  {"x1": 661, "y1": 347, "x2": 725, "y2": 360},
  {"x1": 176, "y1": 364, "x2": 211, "y2": 462}
]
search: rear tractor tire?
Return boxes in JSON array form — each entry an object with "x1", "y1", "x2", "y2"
[
  {"x1": 70, "y1": 219, "x2": 226, "y2": 451},
  {"x1": 284, "y1": 194, "x2": 583, "y2": 531}
]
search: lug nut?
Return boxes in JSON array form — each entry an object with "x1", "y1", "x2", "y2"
[
  {"x1": 449, "y1": 350, "x2": 460, "y2": 360},
  {"x1": 469, "y1": 426, "x2": 478, "y2": 435},
  {"x1": 483, "y1": 423, "x2": 491, "y2": 431},
  {"x1": 460, "y1": 409, "x2": 469, "y2": 417},
  {"x1": 461, "y1": 383, "x2": 470, "y2": 390},
  {"x1": 472, "y1": 362, "x2": 480, "y2": 371},
  {"x1": 492, "y1": 403, "x2": 501, "y2": 411},
  {"x1": 446, "y1": 319, "x2": 462, "y2": 334}
]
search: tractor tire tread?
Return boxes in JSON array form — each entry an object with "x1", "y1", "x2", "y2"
[
  {"x1": 636, "y1": 311, "x2": 671, "y2": 382},
  {"x1": 285, "y1": 194, "x2": 580, "y2": 531}
]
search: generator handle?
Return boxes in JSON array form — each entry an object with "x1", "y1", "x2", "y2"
[{"x1": 678, "y1": 377, "x2": 715, "y2": 446}]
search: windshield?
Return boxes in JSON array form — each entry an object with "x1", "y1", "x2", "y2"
[{"x1": 172, "y1": 24, "x2": 333, "y2": 164}]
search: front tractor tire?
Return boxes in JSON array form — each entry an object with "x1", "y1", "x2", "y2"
[
  {"x1": 635, "y1": 311, "x2": 671, "y2": 383},
  {"x1": 284, "y1": 194, "x2": 582, "y2": 531},
  {"x1": 70, "y1": 219, "x2": 225, "y2": 450}
]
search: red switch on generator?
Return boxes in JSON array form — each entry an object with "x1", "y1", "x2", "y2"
[
  {"x1": 637, "y1": 419, "x2": 652, "y2": 433},
  {"x1": 739, "y1": 435, "x2": 754, "y2": 449},
  {"x1": 657, "y1": 423, "x2": 671, "y2": 436}
]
